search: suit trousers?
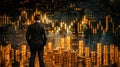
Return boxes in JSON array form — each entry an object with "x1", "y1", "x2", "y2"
[{"x1": 29, "y1": 44, "x2": 44, "y2": 67}]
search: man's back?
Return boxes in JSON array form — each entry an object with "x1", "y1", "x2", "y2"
[
  {"x1": 26, "y1": 22, "x2": 47, "y2": 46},
  {"x1": 30, "y1": 22, "x2": 44, "y2": 40}
]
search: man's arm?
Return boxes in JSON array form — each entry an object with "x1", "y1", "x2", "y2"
[
  {"x1": 26, "y1": 26, "x2": 31, "y2": 45},
  {"x1": 43, "y1": 26, "x2": 47, "y2": 45}
]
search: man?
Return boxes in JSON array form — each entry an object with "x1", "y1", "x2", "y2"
[{"x1": 26, "y1": 14, "x2": 47, "y2": 67}]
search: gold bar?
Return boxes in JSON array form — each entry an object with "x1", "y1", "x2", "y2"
[
  {"x1": 44, "y1": 46, "x2": 47, "y2": 55},
  {"x1": 115, "y1": 46, "x2": 119, "y2": 63},
  {"x1": 7, "y1": 16, "x2": 9, "y2": 24},
  {"x1": 65, "y1": 23, "x2": 67, "y2": 30},
  {"x1": 85, "y1": 58, "x2": 92, "y2": 67},
  {"x1": 78, "y1": 23, "x2": 79, "y2": 33},
  {"x1": 66, "y1": 36, "x2": 71, "y2": 50},
  {"x1": 3, "y1": 15, "x2": 4, "y2": 24},
  {"x1": 16, "y1": 50, "x2": 20, "y2": 62},
  {"x1": 92, "y1": 28, "x2": 94, "y2": 34},
  {"x1": 0, "y1": 45, "x2": 2, "y2": 52},
  {"x1": 88, "y1": 20, "x2": 90, "y2": 26},
  {"x1": 27, "y1": 51, "x2": 31, "y2": 58},
  {"x1": 52, "y1": 22, "x2": 54, "y2": 28},
  {"x1": 106, "y1": 16, "x2": 108, "y2": 31},
  {"x1": 60, "y1": 22, "x2": 62, "y2": 28},
  {"x1": 97, "y1": 23, "x2": 99, "y2": 30},
  {"x1": 103, "y1": 45, "x2": 108, "y2": 65},
  {"x1": 10, "y1": 49, "x2": 14, "y2": 61},
  {"x1": 103, "y1": 30, "x2": 105, "y2": 35},
  {"x1": 90, "y1": 25, "x2": 92, "y2": 30},
  {"x1": 94, "y1": 28, "x2": 97, "y2": 34},
  {"x1": 20, "y1": 61, "x2": 24, "y2": 67},
  {"x1": 31, "y1": 15, "x2": 34, "y2": 22},
  {"x1": 68, "y1": 25, "x2": 71, "y2": 29},
  {"x1": 2, "y1": 47, "x2": 5, "y2": 62},
  {"x1": 0, "y1": 45, "x2": 2, "y2": 64},
  {"x1": 91, "y1": 51, "x2": 96, "y2": 64},
  {"x1": 85, "y1": 47, "x2": 90, "y2": 58},
  {"x1": 97, "y1": 43, "x2": 102, "y2": 66},
  {"x1": 21, "y1": 45, "x2": 27, "y2": 62},
  {"x1": 5, "y1": 44, "x2": 11, "y2": 67},
  {"x1": 78, "y1": 40, "x2": 84, "y2": 56},
  {"x1": 60, "y1": 38, "x2": 65, "y2": 49},
  {"x1": 80, "y1": 24, "x2": 82, "y2": 31},
  {"x1": 5, "y1": 14, "x2": 6, "y2": 24},
  {"x1": 48, "y1": 42, "x2": 52, "y2": 51},
  {"x1": 101, "y1": 26, "x2": 103, "y2": 31},
  {"x1": 99, "y1": 21, "x2": 101, "y2": 26},
  {"x1": 110, "y1": 44, "x2": 115, "y2": 64},
  {"x1": 112, "y1": 22, "x2": 114, "y2": 34}
]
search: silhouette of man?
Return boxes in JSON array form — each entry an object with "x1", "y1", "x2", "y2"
[{"x1": 26, "y1": 14, "x2": 47, "y2": 67}]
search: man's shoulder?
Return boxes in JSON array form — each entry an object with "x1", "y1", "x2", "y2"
[
  {"x1": 39, "y1": 23, "x2": 46, "y2": 27},
  {"x1": 28, "y1": 23, "x2": 34, "y2": 27},
  {"x1": 28, "y1": 22, "x2": 45, "y2": 27},
  {"x1": 39, "y1": 23, "x2": 45, "y2": 25}
]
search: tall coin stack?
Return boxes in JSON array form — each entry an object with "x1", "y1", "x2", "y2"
[
  {"x1": 78, "y1": 40, "x2": 84, "y2": 57},
  {"x1": 103, "y1": 45, "x2": 108, "y2": 65},
  {"x1": 97, "y1": 43, "x2": 102, "y2": 66},
  {"x1": 110, "y1": 44, "x2": 115, "y2": 64}
]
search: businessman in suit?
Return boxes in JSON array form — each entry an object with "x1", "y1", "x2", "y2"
[{"x1": 26, "y1": 14, "x2": 47, "y2": 67}]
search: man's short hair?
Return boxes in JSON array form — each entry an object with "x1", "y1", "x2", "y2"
[{"x1": 35, "y1": 14, "x2": 40, "y2": 21}]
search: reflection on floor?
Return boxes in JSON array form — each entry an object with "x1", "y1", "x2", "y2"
[{"x1": 0, "y1": 41, "x2": 120, "y2": 67}]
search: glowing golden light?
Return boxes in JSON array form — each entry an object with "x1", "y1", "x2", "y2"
[{"x1": 82, "y1": 15, "x2": 88, "y2": 24}]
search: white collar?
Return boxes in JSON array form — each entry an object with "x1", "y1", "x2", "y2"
[{"x1": 36, "y1": 20, "x2": 41, "y2": 23}]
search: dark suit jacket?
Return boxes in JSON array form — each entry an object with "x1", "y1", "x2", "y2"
[{"x1": 26, "y1": 22, "x2": 47, "y2": 47}]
